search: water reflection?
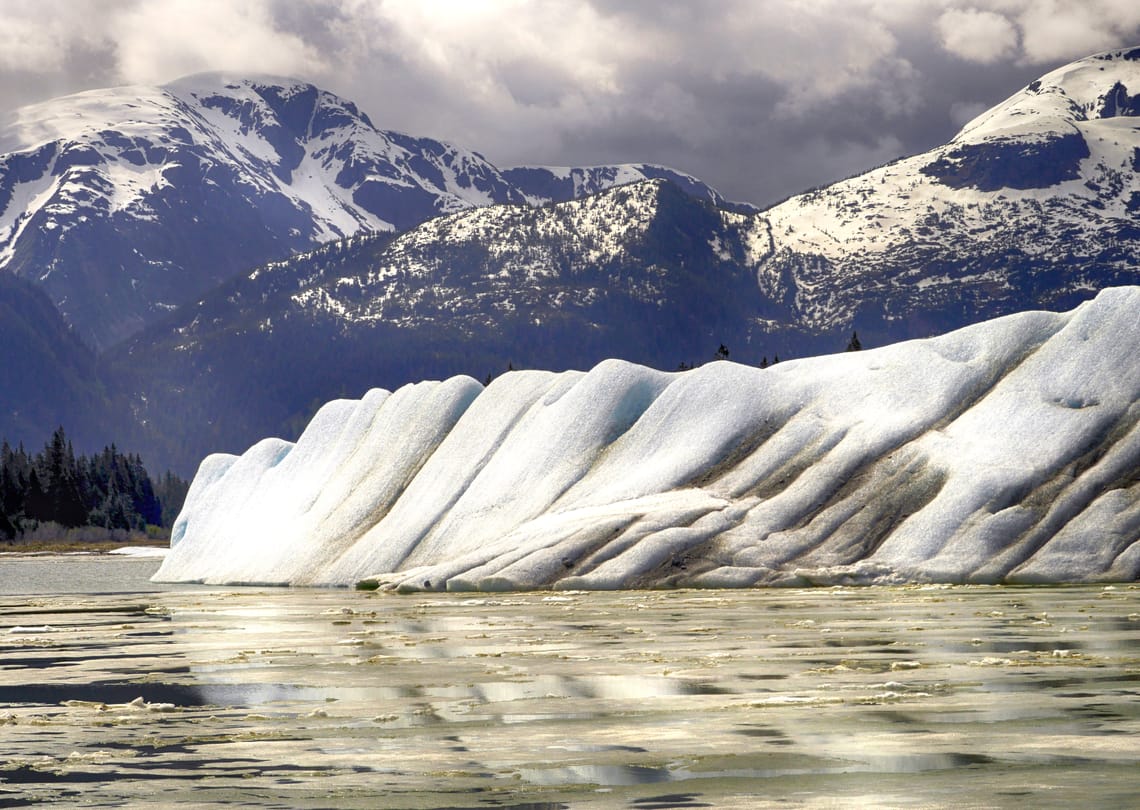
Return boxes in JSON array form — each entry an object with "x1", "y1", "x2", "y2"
[{"x1": 1, "y1": 579, "x2": 1138, "y2": 808}]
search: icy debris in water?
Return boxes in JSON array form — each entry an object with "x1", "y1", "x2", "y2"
[
  {"x1": 1051, "y1": 649, "x2": 1077, "y2": 658},
  {"x1": 745, "y1": 695, "x2": 842, "y2": 707},
  {"x1": 890, "y1": 661, "x2": 922, "y2": 671},
  {"x1": 810, "y1": 663, "x2": 854, "y2": 674},
  {"x1": 126, "y1": 696, "x2": 176, "y2": 712},
  {"x1": 66, "y1": 750, "x2": 117, "y2": 764},
  {"x1": 970, "y1": 657, "x2": 1015, "y2": 666},
  {"x1": 7, "y1": 636, "x2": 56, "y2": 647},
  {"x1": 878, "y1": 681, "x2": 922, "y2": 692},
  {"x1": 863, "y1": 689, "x2": 931, "y2": 703},
  {"x1": 8, "y1": 625, "x2": 55, "y2": 633},
  {"x1": 63, "y1": 700, "x2": 108, "y2": 710}
]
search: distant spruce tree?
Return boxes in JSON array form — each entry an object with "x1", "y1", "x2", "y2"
[
  {"x1": 0, "y1": 427, "x2": 188, "y2": 539},
  {"x1": 846, "y1": 331, "x2": 862, "y2": 351}
]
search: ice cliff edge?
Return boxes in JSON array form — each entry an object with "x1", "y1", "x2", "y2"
[{"x1": 154, "y1": 287, "x2": 1140, "y2": 589}]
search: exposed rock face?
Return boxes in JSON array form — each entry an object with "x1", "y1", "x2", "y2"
[{"x1": 154, "y1": 287, "x2": 1140, "y2": 590}]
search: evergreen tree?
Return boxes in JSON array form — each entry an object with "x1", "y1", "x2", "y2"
[
  {"x1": 0, "y1": 441, "x2": 24, "y2": 518},
  {"x1": 846, "y1": 331, "x2": 862, "y2": 351},
  {"x1": 157, "y1": 471, "x2": 191, "y2": 528},
  {"x1": 24, "y1": 468, "x2": 48, "y2": 523},
  {"x1": 43, "y1": 428, "x2": 86, "y2": 527},
  {"x1": 0, "y1": 427, "x2": 190, "y2": 537}
]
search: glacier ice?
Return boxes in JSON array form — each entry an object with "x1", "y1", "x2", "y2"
[{"x1": 154, "y1": 287, "x2": 1140, "y2": 590}]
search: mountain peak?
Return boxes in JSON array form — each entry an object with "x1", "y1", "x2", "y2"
[
  {"x1": 954, "y1": 45, "x2": 1140, "y2": 144},
  {"x1": 162, "y1": 71, "x2": 316, "y2": 95}
]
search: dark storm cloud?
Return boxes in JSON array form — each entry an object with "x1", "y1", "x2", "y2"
[{"x1": 2, "y1": 1, "x2": 1140, "y2": 207}]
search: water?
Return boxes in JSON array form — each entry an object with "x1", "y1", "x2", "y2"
[
  {"x1": 0, "y1": 554, "x2": 171, "y2": 595},
  {"x1": 1, "y1": 556, "x2": 1138, "y2": 808}
]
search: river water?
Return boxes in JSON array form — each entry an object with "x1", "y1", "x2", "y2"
[{"x1": 1, "y1": 555, "x2": 1138, "y2": 808}]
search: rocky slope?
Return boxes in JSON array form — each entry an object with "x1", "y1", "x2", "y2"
[{"x1": 106, "y1": 179, "x2": 784, "y2": 474}]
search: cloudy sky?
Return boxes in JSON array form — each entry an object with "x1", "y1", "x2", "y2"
[{"x1": 3, "y1": 0, "x2": 1140, "y2": 207}]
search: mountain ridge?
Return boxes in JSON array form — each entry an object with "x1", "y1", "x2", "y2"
[{"x1": 0, "y1": 72, "x2": 744, "y2": 350}]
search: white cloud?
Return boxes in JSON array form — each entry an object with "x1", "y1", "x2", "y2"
[
  {"x1": 949, "y1": 100, "x2": 989, "y2": 128},
  {"x1": 1, "y1": 0, "x2": 1139, "y2": 205},
  {"x1": 0, "y1": 0, "x2": 111, "y2": 74},
  {"x1": 1014, "y1": 0, "x2": 1140, "y2": 64},
  {"x1": 938, "y1": 8, "x2": 1019, "y2": 64},
  {"x1": 109, "y1": 0, "x2": 327, "y2": 85}
]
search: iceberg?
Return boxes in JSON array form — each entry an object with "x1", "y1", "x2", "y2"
[{"x1": 154, "y1": 287, "x2": 1140, "y2": 590}]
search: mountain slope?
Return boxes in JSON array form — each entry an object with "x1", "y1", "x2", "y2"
[
  {"x1": 755, "y1": 47, "x2": 1140, "y2": 338},
  {"x1": 15, "y1": 49, "x2": 1140, "y2": 475},
  {"x1": 0, "y1": 274, "x2": 109, "y2": 451},
  {"x1": 154, "y1": 287, "x2": 1140, "y2": 589},
  {"x1": 0, "y1": 73, "x2": 738, "y2": 349},
  {"x1": 105, "y1": 180, "x2": 782, "y2": 474}
]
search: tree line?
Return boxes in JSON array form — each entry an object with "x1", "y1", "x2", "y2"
[{"x1": 0, "y1": 427, "x2": 189, "y2": 540}]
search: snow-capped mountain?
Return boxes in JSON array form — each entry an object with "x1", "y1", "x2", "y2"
[
  {"x1": 756, "y1": 47, "x2": 1140, "y2": 336},
  {"x1": 501, "y1": 164, "x2": 758, "y2": 213},
  {"x1": 0, "y1": 73, "x2": 735, "y2": 349},
  {"x1": 154, "y1": 287, "x2": 1140, "y2": 589}
]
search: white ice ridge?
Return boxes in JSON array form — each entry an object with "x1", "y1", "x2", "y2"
[{"x1": 154, "y1": 287, "x2": 1140, "y2": 590}]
